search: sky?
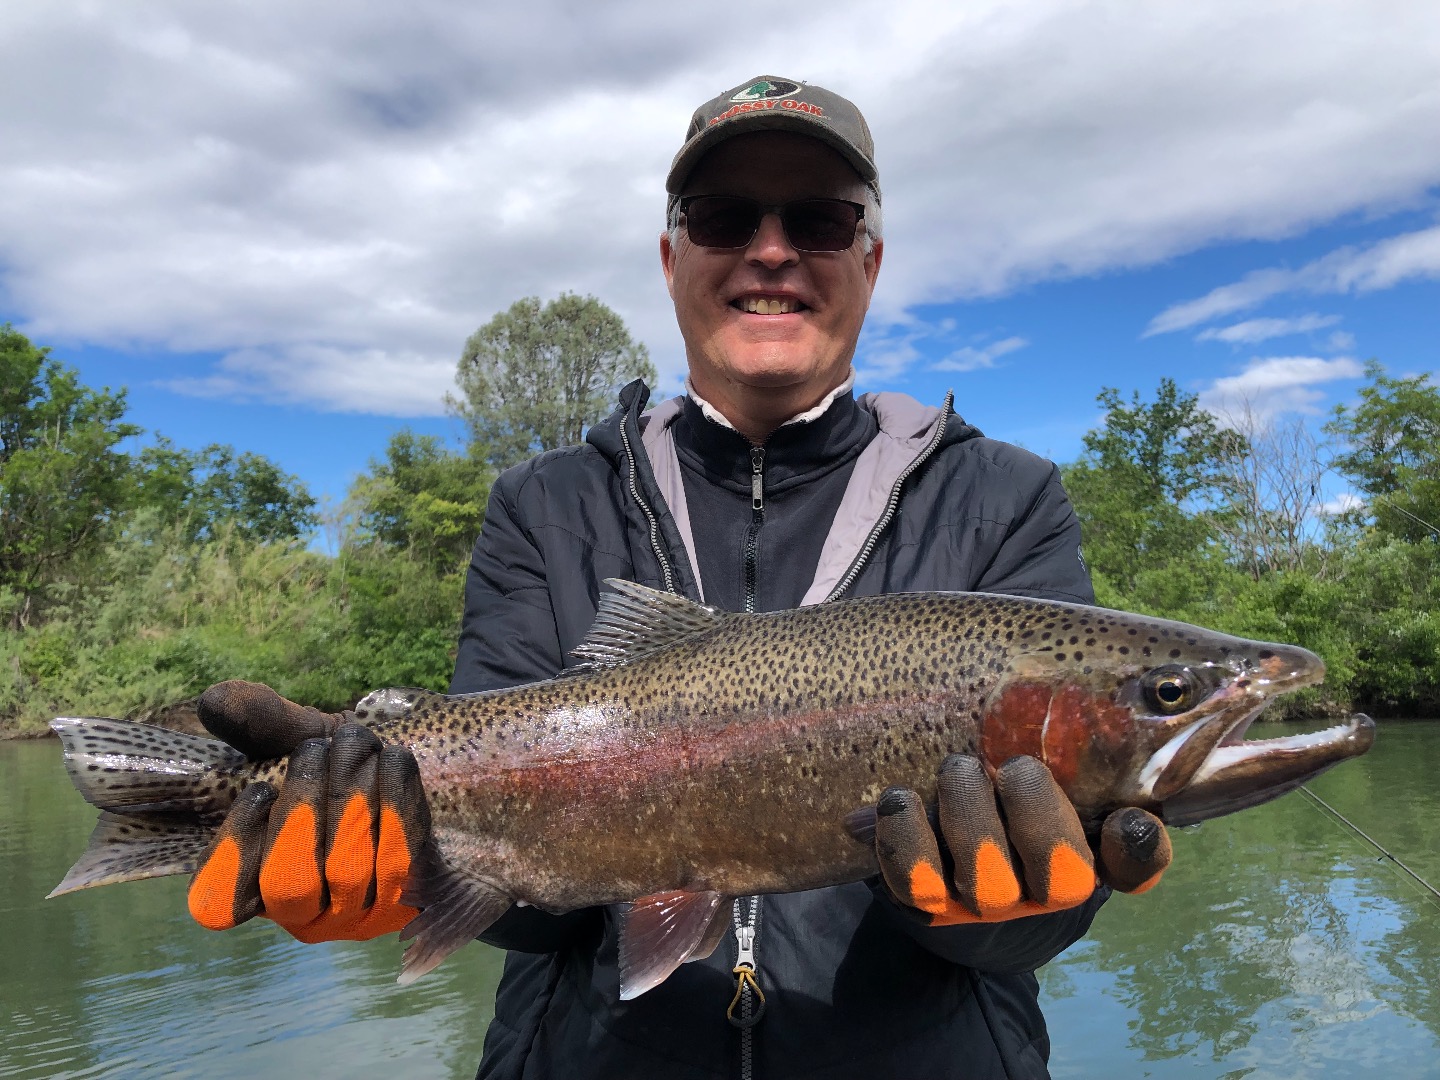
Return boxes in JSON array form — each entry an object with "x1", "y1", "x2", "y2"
[{"x1": 3, "y1": 0, "x2": 1438, "y2": 513}]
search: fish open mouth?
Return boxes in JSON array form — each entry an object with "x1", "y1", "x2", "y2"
[
  {"x1": 1131, "y1": 644, "x2": 1376, "y2": 826},
  {"x1": 1159, "y1": 711, "x2": 1375, "y2": 826}
]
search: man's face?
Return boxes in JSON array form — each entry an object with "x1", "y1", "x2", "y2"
[{"x1": 661, "y1": 131, "x2": 882, "y2": 413}]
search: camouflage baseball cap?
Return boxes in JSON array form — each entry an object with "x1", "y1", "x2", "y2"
[{"x1": 666, "y1": 76, "x2": 879, "y2": 198}]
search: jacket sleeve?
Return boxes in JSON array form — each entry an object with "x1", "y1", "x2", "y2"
[
  {"x1": 451, "y1": 469, "x2": 567, "y2": 695},
  {"x1": 887, "y1": 454, "x2": 1105, "y2": 971},
  {"x1": 973, "y1": 463, "x2": 1095, "y2": 605},
  {"x1": 870, "y1": 882, "x2": 1109, "y2": 973},
  {"x1": 449, "y1": 469, "x2": 603, "y2": 953}
]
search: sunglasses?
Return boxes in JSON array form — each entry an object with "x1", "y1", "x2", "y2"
[{"x1": 679, "y1": 196, "x2": 866, "y2": 252}]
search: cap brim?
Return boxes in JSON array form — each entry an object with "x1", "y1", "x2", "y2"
[{"x1": 665, "y1": 112, "x2": 878, "y2": 194}]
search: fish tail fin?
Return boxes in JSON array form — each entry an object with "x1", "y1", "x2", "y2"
[
  {"x1": 49, "y1": 716, "x2": 248, "y2": 898},
  {"x1": 396, "y1": 843, "x2": 512, "y2": 984},
  {"x1": 48, "y1": 811, "x2": 215, "y2": 897},
  {"x1": 51, "y1": 716, "x2": 247, "y2": 815}
]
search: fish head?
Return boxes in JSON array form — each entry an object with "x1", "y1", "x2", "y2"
[{"x1": 979, "y1": 607, "x2": 1374, "y2": 828}]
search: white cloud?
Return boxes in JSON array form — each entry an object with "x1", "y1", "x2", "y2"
[
  {"x1": 855, "y1": 317, "x2": 1026, "y2": 383},
  {"x1": 1198, "y1": 355, "x2": 1365, "y2": 425},
  {"x1": 2, "y1": 0, "x2": 1440, "y2": 414},
  {"x1": 1195, "y1": 313, "x2": 1340, "y2": 345},
  {"x1": 1147, "y1": 223, "x2": 1440, "y2": 335},
  {"x1": 1317, "y1": 492, "x2": 1365, "y2": 516},
  {"x1": 931, "y1": 336, "x2": 1029, "y2": 373}
]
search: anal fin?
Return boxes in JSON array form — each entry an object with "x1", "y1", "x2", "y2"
[
  {"x1": 618, "y1": 889, "x2": 725, "y2": 1000},
  {"x1": 396, "y1": 844, "x2": 511, "y2": 984}
]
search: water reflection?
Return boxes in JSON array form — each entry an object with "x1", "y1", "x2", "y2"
[
  {"x1": 1042, "y1": 720, "x2": 1440, "y2": 1078},
  {"x1": 4, "y1": 724, "x2": 1437, "y2": 1077}
]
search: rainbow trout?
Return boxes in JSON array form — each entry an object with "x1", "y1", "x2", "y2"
[{"x1": 50, "y1": 581, "x2": 1373, "y2": 998}]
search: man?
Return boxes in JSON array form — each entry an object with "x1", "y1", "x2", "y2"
[{"x1": 188, "y1": 77, "x2": 1171, "y2": 1079}]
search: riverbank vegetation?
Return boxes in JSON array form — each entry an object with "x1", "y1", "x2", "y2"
[{"x1": 1, "y1": 312, "x2": 1435, "y2": 736}]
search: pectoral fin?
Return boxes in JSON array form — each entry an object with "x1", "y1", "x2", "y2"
[
  {"x1": 396, "y1": 844, "x2": 511, "y2": 984},
  {"x1": 618, "y1": 889, "x2": 725, "y2": 1000}
]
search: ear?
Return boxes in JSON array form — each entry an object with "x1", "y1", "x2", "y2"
[
  {"x1": 864, "y1": 237, "x2": 883, "y2": 297},
  {"x1": 660, "y1": 231, "x2": 677, "y2": 300}
]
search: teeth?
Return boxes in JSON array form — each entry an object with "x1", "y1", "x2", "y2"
[{"x1": 741, "y1": 297, "x2": 798, "y2": 315}]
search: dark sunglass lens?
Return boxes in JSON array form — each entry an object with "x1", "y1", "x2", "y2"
[
  {"x1": 684, "y1": 197, "x2": 760, "y2": 248},
  {"x1": 784, "y1": 201, "x2": 860, "y2": 251}
]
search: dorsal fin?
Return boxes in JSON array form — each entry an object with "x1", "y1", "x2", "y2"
[{"x1": 568, "y1": 579, "x2": 726, "y2": 670}]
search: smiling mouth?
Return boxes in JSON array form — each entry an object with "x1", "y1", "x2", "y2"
[{"x1": 734, "y1": 297, "x2": 806, "y2": 315}]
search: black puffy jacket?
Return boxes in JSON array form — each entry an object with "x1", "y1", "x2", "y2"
[{"x1": 452, "y1": 380, "x2": 1105, "y2": 1080}]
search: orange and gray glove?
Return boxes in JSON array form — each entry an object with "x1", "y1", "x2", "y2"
[
  {"x1": 186, "y1": 680, "x2": 431, "y2": 944},
  {"x1": 876, "y1": 754, "x2": 1171, "y2": 926}
]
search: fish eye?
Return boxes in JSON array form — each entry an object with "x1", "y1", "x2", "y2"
[{"x1": 1142, "y1": 666, "x2": 1200, "y2": 714}]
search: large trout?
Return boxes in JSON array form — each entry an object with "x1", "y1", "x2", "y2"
[{"x1": 50, "y1": 582, "x2": 1373, "y2": 997}]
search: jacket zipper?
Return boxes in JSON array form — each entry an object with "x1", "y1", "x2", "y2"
[
  {"x1": 743, "y1": 446, "x2": 765, "y2": 613},
  {"x1": 822, "y1": 391, "x2": 954, "y2": 603},
  {"x1": 618, "y1": 414, "x2": 676, "y2": 594}
]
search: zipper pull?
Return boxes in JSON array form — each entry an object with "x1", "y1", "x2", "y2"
[
  {"x1": 735, "y1": 923, "x2": 756, "y2": 970},
  {"x1": 750, "y1": 447, "x2": 765, "y2": 512}
]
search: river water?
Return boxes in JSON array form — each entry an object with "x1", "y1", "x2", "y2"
[{"x1": 3, "y1": 722, "x2": 1437, "y2": 1079}]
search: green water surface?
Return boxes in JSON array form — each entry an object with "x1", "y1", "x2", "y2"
[{"x1": 3, "y1": 722, "x2": 1437, "y2": 1078}]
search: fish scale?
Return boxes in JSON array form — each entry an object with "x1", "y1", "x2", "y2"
[{"x1": 48, "y1": 580, "x2": 1373, "y2": 999}]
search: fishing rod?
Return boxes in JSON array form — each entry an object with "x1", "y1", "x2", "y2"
[{"x1": 1298, "y1": 784, "x2": 1440, "y2": 906}]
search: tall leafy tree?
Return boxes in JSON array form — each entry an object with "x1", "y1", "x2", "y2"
[
  {"x1": 449, "y1": 293, "x2": 656, "y2": 472},
  {"x1": 0, "y1": 326, "x2": 140, "y2": 626},
  {"x1": 1326, "y1": 360, "x2": 1440, "y2": 543},
  {"x1": 1062, "y1": 378, "x2": 1244, "y2": 594}
]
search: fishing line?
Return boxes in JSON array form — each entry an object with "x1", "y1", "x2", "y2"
[
  {"x1": 1298, "y1": 784, "x2": 1440, "y2": 906},
  {"x1": 1319, "y1": 463, "x2": 1440, "y2": 539}
]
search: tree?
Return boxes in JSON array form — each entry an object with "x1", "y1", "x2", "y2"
[
  {"x1": 0, "y1": 326, "x2": 140, "y2": 626},
  {"x1": 1062, "y1": 379, "x2": 1244, "y2": 595},
  {"x1": 347, "y1": 431, "x2": 492, "y2": 568},
  {"x1": 133, "y1": 437, "x2": 318, "y2": 544},
  {"x1": 449, "y1": 294, "x2": 656, "y2": 472},
  {"x1": 1210, "y1": 401, "x2": 1329, "y2": 579},
  {"x1": 1326, "y1": 360, "x2": 1440, "y2": 544}
]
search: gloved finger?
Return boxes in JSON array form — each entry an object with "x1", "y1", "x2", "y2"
[
  {"x1": 873, "y1": 787, "x2": 951, "y2": 916},
  {"x1": 291, "y1": 741, "x2": 430, "y2": 943},
  {"x1": 935, "y1": 754, "x2": 1022, "y2": 917},
  {"x1": 188, "y1": 781, "x2": 277, "y2": 931},
  {"x1": 320, "y1": 724, "x2": 384, "y2": 920},
  {"x1": 258, "y1": 738, "x2": 330, "y2": 930},
  {"x1": 1098, "y1": 807, "x2": 1171, "y2": 894},
  {"x1": 993, "y1": 756, "x2": 1097, "y2": 910},
  {"x1": 357, "y1": 744, "x2": 431, "y2": 938},
  {"x1": 198, "y1": 680, "x2": 345, "y2": 761}
]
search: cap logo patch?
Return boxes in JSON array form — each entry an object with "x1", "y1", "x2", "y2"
[
  {"x1": 730, "y1": 79, "x2": 801, "y2": 102},
  {"x1": 709, "y1": 99, "x2": 826, "y2": 126}
]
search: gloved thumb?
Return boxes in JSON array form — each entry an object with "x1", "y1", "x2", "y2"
[
  {"x1": 1096, "y1": 806, "x2": 1172, "y2": 894},
  {"x1": 198, "y1": 680, "x2": 347, "y2": 761}
]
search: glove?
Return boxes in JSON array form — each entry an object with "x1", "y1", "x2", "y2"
[
  {"x1": 186, "y1": 680, "x2": 431, "y2": 944},
  {"x1": 876, "y1": 754, "x2": 1171, "y2": 926}
]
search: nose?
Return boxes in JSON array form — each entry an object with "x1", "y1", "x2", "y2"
[{"x1": 744, "y1": 210, "x2": 799, "y2": 269}]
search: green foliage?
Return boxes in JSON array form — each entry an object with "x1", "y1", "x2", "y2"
[
  {"x1": 450, "y1": 293, "x2": 656, "y2": 472},
  {"x1": 1063, "y1": 379, "x2": 1244, "y2": 594},
  {"x1": 1071, "y1": 369, "x2": 1440, "y2": 718},
  {"x1": 1326, "y1": 360, "x2": 1440, "y2": 543},
  {"x1": 348, "y1": 431, "x2": 492, "y2": 569},
  {"x1": 134, "y1": 437, "x2": 318, "y2": 543},
  {"x1": 0, "y1": 326, "x2": 140, "y2": 626}
]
